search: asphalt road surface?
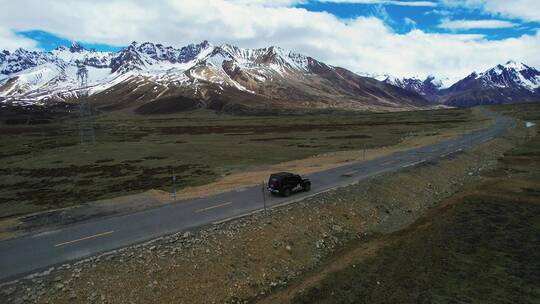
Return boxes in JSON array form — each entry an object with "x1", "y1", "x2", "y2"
[{"x1": 0, "y1": 109, "x2": 514, "y2": 283}]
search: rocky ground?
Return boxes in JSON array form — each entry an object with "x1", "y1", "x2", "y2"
[{"x1": 0, "y1": 118, "x2": 522, "y2": 304}]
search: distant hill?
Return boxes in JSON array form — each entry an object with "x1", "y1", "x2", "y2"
[
  {"x1": 383, "y1": 61, "x2": 540, "y2": 107},
  {"x1": 440, "y1": 61, "x2": 540, "y2": 107}
]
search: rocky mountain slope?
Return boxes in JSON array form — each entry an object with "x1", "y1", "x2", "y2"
[
  {"x1": 0, "y1": 42, "x2": 429, "y2": 113},
  {"x1": 381, "y1": 75, "x2": 447, "y2": 102},
  {"x1": 440, "y1": 61, "x2": 540, "y2": 107},
  {"x1": 385, "y1": 61, "x2": 540, "y2": 107}
]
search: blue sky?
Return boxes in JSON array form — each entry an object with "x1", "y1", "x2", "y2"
[
  {"x1": 296, "y1": 1, "x2": 538, "y2": 39},
  {"x1": 17, "y1": 30, "x2": 123, "y2": 52}
]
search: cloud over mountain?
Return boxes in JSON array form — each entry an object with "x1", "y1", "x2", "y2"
[{"x1": 0, "y1": 0, "x2": 539, "y2": 81}]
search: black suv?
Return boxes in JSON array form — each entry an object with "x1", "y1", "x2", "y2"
[{"x1": 267, "y1": 172, "x2": 311, "y2": 197}]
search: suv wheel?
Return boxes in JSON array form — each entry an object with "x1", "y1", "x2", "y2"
[
  {"x1": 283, "y1": 188, "x2": 291, "y2": 197},
  {"x1": 304, "y1": 183, "x2": 311, "y2": 192}
]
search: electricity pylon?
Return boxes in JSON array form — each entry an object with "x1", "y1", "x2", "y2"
[{"x1": 76, "y1": 61, "x2": 96, "y2": 145}]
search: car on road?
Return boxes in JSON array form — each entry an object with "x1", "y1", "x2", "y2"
[{"x1": 267, "y1": 172, "x2": 311, "y2": 197}]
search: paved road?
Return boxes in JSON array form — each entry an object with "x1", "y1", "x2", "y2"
[{"x1": 0, "y1": 109, "x2": 513, "y2": 283}]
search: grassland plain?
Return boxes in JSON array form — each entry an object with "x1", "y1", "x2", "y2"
[
  {"x1": 0, "y1": 105, "x2": 521, "y2": 304},
  {"x1": 287, "y1": 103, "x2": 540, "y2": 304},
  {"x1": 0, "y1": 107, "x2": 489, "y2": 219}
]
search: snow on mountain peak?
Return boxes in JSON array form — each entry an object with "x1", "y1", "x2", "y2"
[
  {"x1": 475, "y1": 60, "x2": 540, "y2": 91},
  {"x1": 381, "y1": 75, "x2": 443, "y2": 99},
  {"x1": 4, "y1": 39, "x2": 538, "y2": 108},
  {"x1": 1, "y1": 48, "x2": 58, "y2": 76},
  {"x1": 200, "y1": 43, "x2": 312, "y2": 76},
  {"x1": 443, "y1": 61, "x2": 540, "y2": 107},
  {"x1": 501, "y1": 60, "x2": 526, "y2": 70},
  {"x1": 1, "y1": 40, "x2": 333, "y2": 104},
  {"x1": 69, "y1": 42, "x2": 85, "y2": 53}
]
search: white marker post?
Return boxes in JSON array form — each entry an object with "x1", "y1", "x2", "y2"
[
  {"x1": 525, "y1": 121, "x2": 536, "y2": 143},
  {"x1": 172, "y1": 171, "x2": 177, "y2": 201},
  {"x1": 363, "y1": 146, "x2": 366, "y2": 161},
  {"x1": 262, "y1": 181, "x2": 267, "y2": 214}
]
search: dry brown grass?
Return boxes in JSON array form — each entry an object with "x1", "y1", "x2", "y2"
[
  {"x1": 148, "y1": 121, "x2": 490, "y2": 203},
  {"x1": 0, "y1": 116, "x2": 491, "y2": 241}
]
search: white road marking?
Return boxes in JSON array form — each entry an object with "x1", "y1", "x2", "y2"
[
  {"x1": 402, "y1": 161, "x2": 423, "y2": 168},
  {"x1": 31, "y1": 230, "x2": 61, "y2": 238},
  {"x1": 54, "y1": 230, "x2": 114, "y2": 247},
  {"x1": 195, "y1": 201, "x2": 233, "y2": 213}
]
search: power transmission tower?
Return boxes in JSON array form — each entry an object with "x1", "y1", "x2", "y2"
[{"x1": 76, "y1": 61, "x2": 96, "y2": 145}]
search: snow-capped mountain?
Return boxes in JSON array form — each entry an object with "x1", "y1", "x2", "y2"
[
  {"x1": 2, "y1": 42, "x2": 538, "y2": 111},
  {"x1": 108, "y1": 41, "x2": 212, "y2": 74},
  {"x1": 0, "y1": 48, "x2": 59, "y2": 75},
  {"x1": 52, "y1": 43, "x2": 114, "y2": 68},
  {"x1": 381, "y1": 75, "x2": 444, "y2": 102},
  {"x1": 452, "y1": 61, "x2": 540, "y2": 92},
  {"x1": 375, "y1": 61, "x2": 540, "y2": 107},
  {"x1": 0, "y1": 41, "x2": 428, "y2": 112},
  {"x1": 440, "y1": 61, "x2": 540, "y2": 107}
]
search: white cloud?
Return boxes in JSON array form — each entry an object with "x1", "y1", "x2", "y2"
[
  {"x1": 424, "y1": 9, "x2": 452, "y2": 16},
  {"x1": 484, "y1": 0, "x2": 540, "y2": 22},
  {"x1": 0, "y1": 27, "x2": 38, "y2": 51},
  {"x1": 404, "y1": 17, "x2": 417, "y2": 28},
  {"x1": 0, "y1": 0, "x2": 539, "y2": 81},
  {"x1": 372, "y1": 5, "x2": 394, "y2": 24},
  {"x1": 227, "y1": 0, "x2": 304, "y2": 7},
  {"x1": 317, "y1": 0, "x2": 437, "y2": 6},
  {"x1": 439, "y1": 19, "x2": 517, "y2": 30},
  {"x1": 230, "y1": 0, "x2": 438, "y2": 7},
  {"x1": 443, "y1": 0, "x2": 540, "y2": 22}
]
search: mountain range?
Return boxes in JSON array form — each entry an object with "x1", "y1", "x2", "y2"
[
  {"x1": 0, "y1": 41, "x2": 427, "y2": 114},
  {"x1": 383, "y1": 61, "x2": 540, "y2": 107},
  {"x1": 1, "y1": 41, "x2": 539, "y2": 114}
]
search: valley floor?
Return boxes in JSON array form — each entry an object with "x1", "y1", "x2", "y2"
[
  {"x1": 1, "y1": 103, "x2": 535, "y2": 303},
  {"x1": 0, "y1": 107, "x2": 489, "y2": 240}
]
